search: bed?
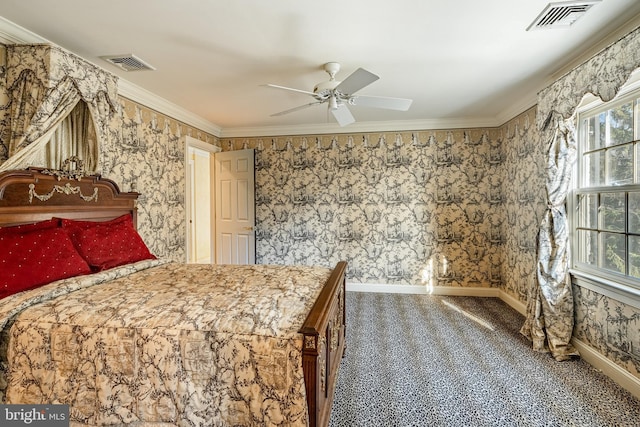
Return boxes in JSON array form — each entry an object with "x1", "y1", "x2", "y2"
[{"x1": 0, "y1": 167, "x2": 346, "y2": 427}]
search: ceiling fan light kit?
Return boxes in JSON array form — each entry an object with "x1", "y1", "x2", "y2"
[
  {"x1": 266, "y1": 62, "x2": 413, "y2": 126},
  {"x1": 328, "y1": 96, "x2": 339, "y2": 111}
]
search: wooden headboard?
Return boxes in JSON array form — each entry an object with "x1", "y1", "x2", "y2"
[{"x1": 0, "y1": 168, "x2": 139, "y2": 228}]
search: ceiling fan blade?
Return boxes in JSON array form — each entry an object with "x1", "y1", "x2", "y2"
[
  {"x1": 331, "y1": 104, "x2": 355, "y2": 127},
  {"x1": 351, "y1": 95, "x2": 413, "y2": 111},
  {"x1": 263, "y1": 83, "x2": 317, "y2": 97},
  {"x1": 270, "y1": 101, "x2": 323, "y2": 117},
  {"x1": 334, "y1": 68, "x2": 379, "y2": 95}
]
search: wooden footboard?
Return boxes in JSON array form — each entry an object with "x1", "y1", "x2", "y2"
[{"x1": 300, "y1": 261, "x2": 347, "y2": 427}]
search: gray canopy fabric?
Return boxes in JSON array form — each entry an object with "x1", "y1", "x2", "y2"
[{"x1": 0, "y1": 44, "x2": 118, "y2": 173}]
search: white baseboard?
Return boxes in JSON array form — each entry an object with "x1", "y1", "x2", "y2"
[
  {"x1": 346, "y1": 282, "x2": 640, "y2": 400},
  {"x1": 572, "y1": 338, "x2": 640, "y2": 400},
  {"x1": 497, "y1": 290, "x2": 527, "y2": 315},
  {"x1": 346, "y1": 282, "x2": 429, "y2": 294},
  {"x1": 346, "y1": 282, "x2": 500, "y2": 297},
  {"x1": 346, "y1": 282, "x2": 524, "y2": 312}
]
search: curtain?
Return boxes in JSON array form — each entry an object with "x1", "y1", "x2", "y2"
[
  {"x1": 520, "y1": 113, "x2": 579, "y2": 361},
  {"x1": 522, "y1": 24, "x2": 640, "y2": 361},
  {"x1": 44, "y1": 101, "x2": 97, "y2": 172}
]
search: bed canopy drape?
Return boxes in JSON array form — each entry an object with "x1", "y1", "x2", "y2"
[
  {"x1": 0, "y1": 44, "x2": 118, "y2": 173},
  {"x1": 521, "y1": 24, "x2": 640, "y2": 361}
]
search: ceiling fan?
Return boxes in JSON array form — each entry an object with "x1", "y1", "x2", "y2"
[{"x1": 265, "y1": 62, "x2": 413, "y2": 126}]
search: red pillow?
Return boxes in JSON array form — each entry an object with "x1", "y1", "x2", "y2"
[
  {"x1": 73, "y1": 220, "x2": 155, "y2": 271},
  {"x1": 60, "y1": 214, "x2": 132, "y2": 243},
  {"x1": 0, "y1": 227, "x2": 92, "y2": 299},
  {"x1": 0, "y1": 218, "x2": 60, "y2": 237}
]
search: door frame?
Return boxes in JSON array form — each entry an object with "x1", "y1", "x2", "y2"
[{"x1": 184, "y1": 135, "x2": 220, "y2": 263}]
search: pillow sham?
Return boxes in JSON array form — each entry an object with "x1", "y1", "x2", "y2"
[
  {"x1": 0, "y1": 227, "x2": 92, "y2": 299},
  {"x1": 72, "y1": 218, "x2": 156, "y2": 271},
  {"x1": 60, "y1": 214, "x2": 132, "y2": 242},
  {"x1": 0, "y1": 218, "x2": 60, "y2": 237}
]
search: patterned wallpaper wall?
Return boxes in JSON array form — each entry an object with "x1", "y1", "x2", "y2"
[
  {"x1": 0, "y1": 46, "x2": 9, "y2": 163},
  {"x1": 221, "y1": 124, "x2": 521, "y2": 290},
  {"x1": 498, "y1": 109, "x2": 546, "y2": 302},
  {"x1": 574, "y1": 286, "x2": 640, "y2": 376},
  {"x1": 101, "y1": 100, "x2": 219, "y2": 261},
  {"x1": 216, "y1": 108, "x2": 543, "y2": 301},
  {"x1": 222, "y1": 105, "x2": 640, "y2": 378}
]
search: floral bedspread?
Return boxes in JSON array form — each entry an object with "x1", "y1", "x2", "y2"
[{"x1": 0, "y1": 260, "x2": 332, "y2": 426}]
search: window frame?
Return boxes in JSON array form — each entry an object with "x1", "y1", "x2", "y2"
[{"x1": 570, "y1": 75, "x2": 640, "y2": 309}]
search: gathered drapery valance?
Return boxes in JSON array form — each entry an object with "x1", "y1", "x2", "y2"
[
  {"x1": 537, "y1": 25, "x2": 640, "y2": 131},
  {"x1": 0, "y1": 44, "x2": 118, "y2": 173}
]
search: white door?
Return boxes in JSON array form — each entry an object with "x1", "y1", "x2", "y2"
[
  {"x1": 215, "y1": 149, "x2": 255, "y2": 264},
  {"x1": 185, "y1": 136, "x2": 219, "y2": 263}
]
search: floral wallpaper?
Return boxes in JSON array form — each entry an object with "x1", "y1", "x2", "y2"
[
  {"x1": 1, "y1": 33, "x2": 640, "y2": 381},
  {"x1": 215, "y1": 108, "x2": 545, "y2": 306}
]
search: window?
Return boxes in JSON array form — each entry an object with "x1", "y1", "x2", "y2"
[{"x1": 572, "y1": 88, "x2": 640, "y2": 301}]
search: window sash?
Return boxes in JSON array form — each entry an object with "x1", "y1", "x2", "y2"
[{"x1": 572, "y1": 92, "x2": 640, "y2": 292}]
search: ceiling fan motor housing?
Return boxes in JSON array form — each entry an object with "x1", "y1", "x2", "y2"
[{"x1": 313, "y1": 80, "x2": 341, "y2": 94}]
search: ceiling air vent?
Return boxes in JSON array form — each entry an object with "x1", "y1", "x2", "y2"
[
  {"x1": 527, "y1": 1, "x2": 602, "y2": 31},
  {"x1": 100, "y1": 54, "x2": 156, "y2": 71}
]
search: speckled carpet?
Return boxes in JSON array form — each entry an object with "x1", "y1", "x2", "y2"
[{"x1": 329, "y1": 292, "x2": 640, "y2": 427}]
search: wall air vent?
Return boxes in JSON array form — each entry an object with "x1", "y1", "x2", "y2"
[
  {"x1": 527, "y1": 1, "x2": 602, "y2": 31},
  {"x1": 100, "y1": 54, "x2": 156, "y2": 71}
]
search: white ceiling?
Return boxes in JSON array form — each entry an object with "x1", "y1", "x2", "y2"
[{"x1": 1, "y1": 0, "x2": 640, "y2": 137}]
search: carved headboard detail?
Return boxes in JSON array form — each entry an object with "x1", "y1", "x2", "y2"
[{"x1": 0, "y1": 168, "x2": 139, "y2": 228}]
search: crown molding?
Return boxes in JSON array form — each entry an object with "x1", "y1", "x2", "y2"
[
  {"x1": 117, "y1": 80, "x2": 222, "y2": 137},
  {"x1": 0, "y1": 15, "x2": 48, "y2": 44},
  {"x1": 219, "y1": 116, "x2": 503, "y2": 138},
  {"x1": 495, "y1": 94, "x2": 538, "y2": 127}
]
